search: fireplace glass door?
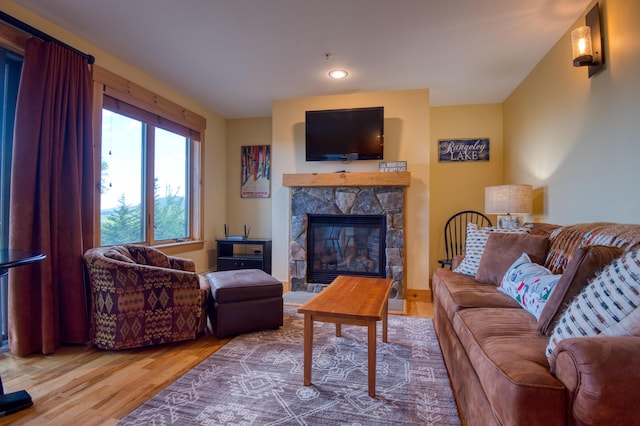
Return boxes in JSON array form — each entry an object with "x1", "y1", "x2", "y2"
[{"x1": 307, "y1": 214, "x2": 386, "y2": 284}]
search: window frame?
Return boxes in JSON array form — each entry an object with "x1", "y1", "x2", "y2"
[
  {"x1": 93, "y1": 66, "x2": 206, "y2": 252},
  {"x1": 0, "y1": 40, "x2": 23, "y2": 349}
]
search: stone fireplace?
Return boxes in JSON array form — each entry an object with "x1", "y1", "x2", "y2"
[{"x1": 288, "y1": 182, "x2": 406, "y2": 300}]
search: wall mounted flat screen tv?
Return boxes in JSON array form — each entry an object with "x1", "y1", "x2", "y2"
[{"x1": 305, "y1": 106, "x2": 384, "y2": 161}]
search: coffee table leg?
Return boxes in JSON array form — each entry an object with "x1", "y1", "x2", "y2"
[
  {"x1": 382, "y1": 300, "x2": 389, "y2": 343},
  {"x1": 336, "y1": 323, "x2": 342, "y2": 337},
  {"x1": 368, "y1": 321, "x2": 376, "y2": 397},
  {"x1": 303, "y1": 314, "x2": 313, "y2": 386}
]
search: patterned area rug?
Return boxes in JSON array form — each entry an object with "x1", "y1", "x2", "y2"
[{"x1": 119, "y1": 308, "x2": 460, "y2": 425}]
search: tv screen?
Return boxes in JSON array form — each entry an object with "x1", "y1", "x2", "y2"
[{"x1": 305, "y1": 106, "x2": 384, "y2": 161}]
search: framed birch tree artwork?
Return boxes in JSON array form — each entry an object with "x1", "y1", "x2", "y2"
[{"x1": 241, "y1": 145, "x2": 271, "y2": 198}]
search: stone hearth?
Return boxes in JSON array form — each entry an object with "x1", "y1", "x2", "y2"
[{"x1": 289, "y1": 185, "x2": 405, "y2": 299}]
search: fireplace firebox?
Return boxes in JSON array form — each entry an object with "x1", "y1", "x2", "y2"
[{"x1": 307, "y1": 214, "x2": 386, "y2": 284}]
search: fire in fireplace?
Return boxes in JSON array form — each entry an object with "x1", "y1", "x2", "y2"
[{"x1": 307, "y1": 214, "x2": 386, "y2": 284}]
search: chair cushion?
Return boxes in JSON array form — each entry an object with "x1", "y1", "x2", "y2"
[{"x1": 207, "y1": 269, "x2": 282, "y2": 303}]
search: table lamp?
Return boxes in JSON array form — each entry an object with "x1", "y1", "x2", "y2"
[{"x1": 485, "y1": 184, "x2": 533, "y2": 229}]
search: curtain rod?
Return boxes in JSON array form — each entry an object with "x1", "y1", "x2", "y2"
[{"x1": 0, "y1": 10, "x2": 95, "y2": 64}]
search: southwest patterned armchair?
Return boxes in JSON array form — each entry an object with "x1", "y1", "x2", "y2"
[{"x1": 84, "y1": 244, "x2": 210, "y2": 350}]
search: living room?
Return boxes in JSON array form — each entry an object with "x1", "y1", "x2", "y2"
[
  {"x1": 0, "y1": 0, "x2": 638, "y2": 423},
  {"x1": 1, "y1": 0, "x2": 635, "y2": 291}
]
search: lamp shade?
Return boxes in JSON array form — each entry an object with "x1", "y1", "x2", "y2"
[
  {"x1": 485, "y1": 185, "x2": 533, "y2": 215},
  {"x1": 571, "y1": 26, "x2": 593, "y2": 66}
]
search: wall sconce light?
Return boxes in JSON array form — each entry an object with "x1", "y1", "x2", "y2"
[
  {"x1": 571, "y1": 2, "x2": 604, "y2": 78},
  {"x1": 485, "y1": 184, "x2": 533, "y2": 229}
]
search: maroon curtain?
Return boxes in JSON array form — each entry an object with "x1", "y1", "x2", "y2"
[{"x1": 8, "y1": 38, "x2": 94, "y2": 356}]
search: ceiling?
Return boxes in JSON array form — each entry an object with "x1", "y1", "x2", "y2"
[{"x1": 16, "y1": 0, "x2": 592, "y2": 118}]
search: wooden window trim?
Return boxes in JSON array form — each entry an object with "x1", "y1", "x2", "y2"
[
  {"x1": 92, "y1": 65, "x2": 206, "y2": 249},
  {"x1": 0, "y1": 21, "x2": 29, "y2": 55},
  {"x1": 0, "y1": 27, "x2": 208, "y2": 251},
  {"x1": 93, "y1": 65, "x2": 206, "y2": 132},
  {"x1": 103, "y1": 95, "x2": 201, "y2": 140}
]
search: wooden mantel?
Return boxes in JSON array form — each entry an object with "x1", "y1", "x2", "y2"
[{"x1": 282, "y1": 172, "x2": 411, "y2": 188}]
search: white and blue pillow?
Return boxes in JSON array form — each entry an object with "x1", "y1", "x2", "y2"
[
  {"x1": 499, "y1": 253, "x2": 561, "y2": 320},
  {"x1": 453, "y1": 222, "x2": 532, "y2": 277}
]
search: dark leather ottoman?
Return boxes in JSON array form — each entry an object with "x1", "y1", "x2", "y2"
[{"x1": 206, "y1": 269, "x2": 283, "y2": 338}]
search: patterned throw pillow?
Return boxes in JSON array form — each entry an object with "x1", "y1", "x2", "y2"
[
  {"x1": 103, "y1": 246, "x2": 135, "y2": 263},
  {"x1": 546, "y1": 247, "x2": 640, "y2": 358},
  {"x1": 499, "y1": 253, "x2": 561, "y2": 319},
  {"x1": 537, "y1": 245, "x2": 624, "y2": 336},
  {"x1": 453, "y1": 222, "x2": 532, "y2": 277}
]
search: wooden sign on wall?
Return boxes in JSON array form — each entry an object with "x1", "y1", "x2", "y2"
[{"x1": 438, "y1": 138, "x2": 490, "y2": 162}]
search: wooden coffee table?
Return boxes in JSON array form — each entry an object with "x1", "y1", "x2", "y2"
[{"x1": 297, "y1": 275, "x2": 394, "y2": 397}]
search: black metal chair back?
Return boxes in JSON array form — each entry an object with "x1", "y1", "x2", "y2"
[{"x1": 438, "y1": 210, "x2": 492, "y2": 268}]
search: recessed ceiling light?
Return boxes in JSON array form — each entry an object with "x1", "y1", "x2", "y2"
[{"x1": 328, "y1": 69, "x2": 348, "y2": 79}]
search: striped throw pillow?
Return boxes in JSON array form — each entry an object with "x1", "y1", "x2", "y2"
[
  {"x1": 453, "y1": 222, "x2": 532, "y2": 277},
  {"x1": 546, "y1": 247, "x2": 640, "y2": 357}
]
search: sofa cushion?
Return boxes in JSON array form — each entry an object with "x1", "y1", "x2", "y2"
[
  {"x1": 498, "y1": 253, "x2": 561, "y2": 320},
  {"x1": 475, "y1": 232, "x2": 550, "y2": 285},
  {"x1": 433, "y1": 267, "x2": 520, "y2": 323},
  {"x1": 454, "y1": 223, "x2": 532, "y2": 277},
  {"x1": 538, "y1": 245, "x2": 624, "y2": 336},
  {"x1": 453, "y1": 308, "x2": 566, "y2": 426},
  {"x1": 546, "y1": 247, "x2": 640, "y2": 357}
]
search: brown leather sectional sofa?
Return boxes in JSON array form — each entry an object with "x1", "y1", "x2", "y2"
[{"x1": 433, "y1": 222, "x2": 640, "y2": 425}]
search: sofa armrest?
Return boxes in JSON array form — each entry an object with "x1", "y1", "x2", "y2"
[{"x1": 549, "y1": 336, "x2": 640, "y2": 426}]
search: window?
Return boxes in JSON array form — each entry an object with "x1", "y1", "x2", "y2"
[
  {"x1": 0, "y1": 47, "x2": 22, "y2": 347},
  {"x1": 100, "y1": 96, "x2": 201, "y2": 246}
]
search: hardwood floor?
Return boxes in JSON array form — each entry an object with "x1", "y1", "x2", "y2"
[{"x1": 0, "y1": 298, "x2": 433, "y2": 425}]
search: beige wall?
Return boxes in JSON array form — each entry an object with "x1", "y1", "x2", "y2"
[
  {"x1": 429, "y1": 104, "x2": 504, "y2": 276},
  {"x1": 2, "y1": 0, "x2": 228, "y2": 271},
  {"x1": 271, "y1": 90, "x2": 431, "y2": 291},
  {"x1": 504, "y1": 0, "x2": 640, "y2": 224},
  {"x1": 11, "y1": 0, "x2": 637, "y2": 282},
  {"x1": 226, "y1": 117, "x2": 273, "y2": 238}
]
